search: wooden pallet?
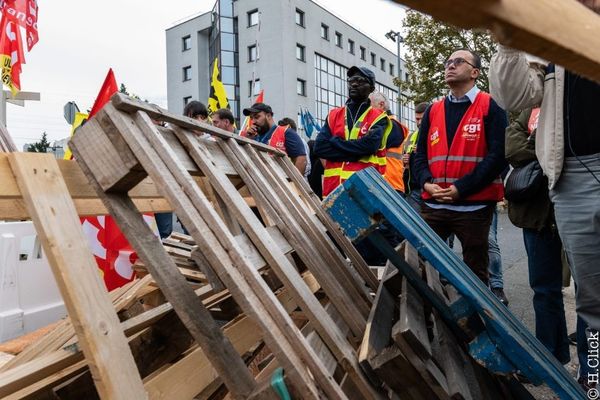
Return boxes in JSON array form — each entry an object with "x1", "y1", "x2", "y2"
[
  {"x1": 55, "y1": 93, "x2": 384, "y2": 399},
  {"x1": 323, "y1": 167, "x2": 586, "y2": 399},
  {"x1": 361, "y1": 242, "x2": 516, "y2": 400}
]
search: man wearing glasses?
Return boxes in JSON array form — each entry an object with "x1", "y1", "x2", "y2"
[
  {"x1": 314, "y1": 66, "x2": 399, "y2": 197},
  {"x1": 413, "y1": 49, "x2": 508, "y2": 289}
]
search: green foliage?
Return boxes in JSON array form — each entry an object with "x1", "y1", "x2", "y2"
[
  {"x1": 400, "y1": 10, "x2": 497, "y2": 103},
  {"x1": 119, "y1": 82, "x2": 143, "y2": 101},
  {"x1": 26, "y1": 132, "x2": 51, "y2": 153}
]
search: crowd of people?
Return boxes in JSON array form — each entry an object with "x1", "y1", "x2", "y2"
[{"x1": 158, "y1": 11, "x2": 599, "y2": 390}]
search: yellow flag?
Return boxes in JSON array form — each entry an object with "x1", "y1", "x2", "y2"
[
  {"x1": 63, "y1": 112, "x2": 88, "y2": 160},
  {"x1": 207, "y1": 57, "x2": 229, "y2": 114}
]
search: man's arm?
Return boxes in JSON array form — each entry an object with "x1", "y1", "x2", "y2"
[
  {"x1": 283, "y1": 128, "x2": 307, "y2": 175},
  {"x1": 489, "y1": 45, "x2": 546, "y2": 112},
  {"x1": 412, "y1": 106, "x2": 433, "y2": 189},
  {"x1": 313, "y1": 117, "x2": 390, "y2": 161},
  {"x1": 452, "y1": 100, "x2": 508, "y2": 198}
]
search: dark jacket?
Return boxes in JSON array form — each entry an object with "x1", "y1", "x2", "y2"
[
  {"x1": 313, "y1": 98, "x2": 400, "y2": 161},
  {"x1": 505, "y1": 108, "x2": 555, "y2": 231}
]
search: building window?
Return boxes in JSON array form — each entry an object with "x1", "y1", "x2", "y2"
[
  {"x1": 297, "y1": 79, "x2": 306, "y2": 96},
  {"x1": 380, "y1": 58, "x2": 385, "y2": 71},
  {"x1": 296, "y1": 44, "x2": 305, "y2": 62},
  {"x1": 183, "y1": 96, "x2": 192, "y2": 106},
  {"x1": 182, "y1": 66, "x2": 192, "y2": 81},
  {"x1": 248, "y1": 44, "x2": 259, "y2": 62},
  {"x1": 335, "y1": 32, "x2": 342, "y2": 48},
  {"x1": 295, "y1": 8, "x2": 305, "y2": 27},
  {"x1": 321, "y1": 24, "x2": 329, "y2": 40},
  {"x1": 360, "y1": 46, "x2": 366, "y2": 61},
  {"x1": 370, "y1": 52, "x2": 376, "y2": 66},
  {"x1": 347, "y1": 39, "x2": 354, "y2": 54},
  {"x1": 248, "y1": 79, "x2": 261, "y2": 97},
  {"x1": 314, "y1": 53, "x2": 349, "y2": 125},
  {"x1": 182, "y1": 35, "x2": 191, "y2": 51},
  {"x1": 247, "y1": 9, "x2": 259, "y2": 27},
  {"x1": 389, "y1": 63, "x2": 395, "y2": 76}
]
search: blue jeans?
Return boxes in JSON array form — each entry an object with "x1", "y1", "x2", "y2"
[
  {"x1": 488, "y1": 207, "x2": 503, "y2": 289},
  {"x1": 154, "y1": 212, "x2": 173, "y2": 239},
  {"x1": 523, "y1": 227, "x2": 570, "y2": 364}
]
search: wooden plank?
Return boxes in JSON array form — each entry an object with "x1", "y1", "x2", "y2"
[
  {"x1": 110, "y1": 93, "x2": 286, "y2": 156},
  {"x1": 169, "y1": 124, "x2": 382, "y2": 399},
  {"x1": 7, "y1": 153, "x2": 147, "y2": 400},
  {"x1": 393, "y1": 0, "x2": 600, "y2": 84},
  {"x1": 125, "y1": 111, "x2": 343, "y2": 399},
  {"x1": 392, "y1": 277, "x2": 432, "y2": 360},
  {"x1": 392, "y1": 246, "x2": 432, "y2": 360},
  {"x1": 275, "y1": 156, "x2": 379, "y2": 292},
  {"x1": 433, "y1": 318, "x2": 473, "y2": 400}
]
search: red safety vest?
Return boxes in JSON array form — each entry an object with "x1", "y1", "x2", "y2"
[
  {"x1": 384, "y1": 117, "x2": 409, "y2": 192},
  {"x1": 422, "y1": 92, "x2": 503, "y2": 202},
  {"x1": 322, "y1": 106, "x2": 392, "y2": 197},
  {"x1": 268, "y1": 125, "x2": 288, "y2": 154}
]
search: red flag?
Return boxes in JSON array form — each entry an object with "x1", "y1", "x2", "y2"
[
  {"x1": 81, "y1": 69, "x2": 156, "y2": 291},
  {"x1": 0, "y1": 16, "x2": 24, "y2": 95},
  {"x1": 239, "y1": 89, "x2": 264, "y2": 137},
  {"x1": 89, "y1": 68, "x2": 117, "y2": 117},
  {"x1": 0, "y1": 0, "x2": 39, "y2": 51}
]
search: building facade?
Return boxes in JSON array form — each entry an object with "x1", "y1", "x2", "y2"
[{"x1": 166, "y1": 0, "x2": 416, "y2": 135}]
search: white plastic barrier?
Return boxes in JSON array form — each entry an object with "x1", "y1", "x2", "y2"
[{"x1": 0, "y1": 221, "x2": 66, "y2": 343}]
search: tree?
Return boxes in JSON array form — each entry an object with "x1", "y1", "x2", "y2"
[
  {"x1": 26, "y1": 132, "x2": 51, "y2": 153},
  {"x1": 399, "y1": 10, "x2": 497, "y2": 104}
]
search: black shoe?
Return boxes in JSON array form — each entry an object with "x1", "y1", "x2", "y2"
[
  {"x1": 568, "y1": 332, "x2": 577, "y2": 346},
  {"x1": 491, "y1": 287, "x2": 509, "y2": 306}
]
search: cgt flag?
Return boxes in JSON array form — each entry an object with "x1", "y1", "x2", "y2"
[
  {"x1": 0, "y1": 0, "x2": 39, "y2": 96},
  {"x1": 0, "y1": 15, "x2": 24, "y2": 96},
  {"x1": 207, "y1": 57, "x2": 229, "y2": 114}
]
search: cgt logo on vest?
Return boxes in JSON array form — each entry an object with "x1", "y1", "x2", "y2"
[
  {"x1": 462, "y1": 117, "x2": 482, "y2": 141},
  {"x1": 359, "y1": 122, "x2": 369, "y2": 136},
  {"x1": 430, "y1": 129, "x2": 440, "y2": 146}
]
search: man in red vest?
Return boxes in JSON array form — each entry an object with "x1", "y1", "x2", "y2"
[
  {"x1": 413, "y1": 49, "x2": 508, "y2": 286},
  {"x1": 243, "y1": 102, "x2": 307, "y2": 174},
  {"x1": 314, "y1": 66, "x2": 400, "y2": 198}
]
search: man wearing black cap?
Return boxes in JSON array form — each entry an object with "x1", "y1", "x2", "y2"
[
  {"x1": 243, "y1": 102, "x2": 307, "y2": 174},
  {"x1": 314, "y1": 66, "x2": 400, "y2": 197}
]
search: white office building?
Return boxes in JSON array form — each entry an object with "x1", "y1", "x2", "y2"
[{"x1": 166, "y1": 0, "x2": 415, "y2": 135}]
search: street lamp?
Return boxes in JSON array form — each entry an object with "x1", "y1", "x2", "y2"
[{"x1": 385, "y1": 30, "x2": 404, "y2": 124}]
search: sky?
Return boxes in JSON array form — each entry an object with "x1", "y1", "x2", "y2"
[{"x1": 6, "y1": 0, "x2": 406, "y2": 149}]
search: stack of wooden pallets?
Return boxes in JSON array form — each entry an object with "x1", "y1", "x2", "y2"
[{"x1": 0, "y1": 93, "x2": 571, "y2": 399}]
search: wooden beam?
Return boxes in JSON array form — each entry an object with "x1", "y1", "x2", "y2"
[
  {"x1": 394, "y1": 0, "x2": 600, "y2": 83},
  {"x1": 7, "y1": 153, "x2": 148, "y2": 400},
  {"x1": 110, "y1": 93, "x2": 286, "y2": 156}
]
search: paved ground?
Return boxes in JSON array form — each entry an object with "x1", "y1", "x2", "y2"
[{"x1": 464, "y1": 207, "x2": 579, "y2": 399}]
